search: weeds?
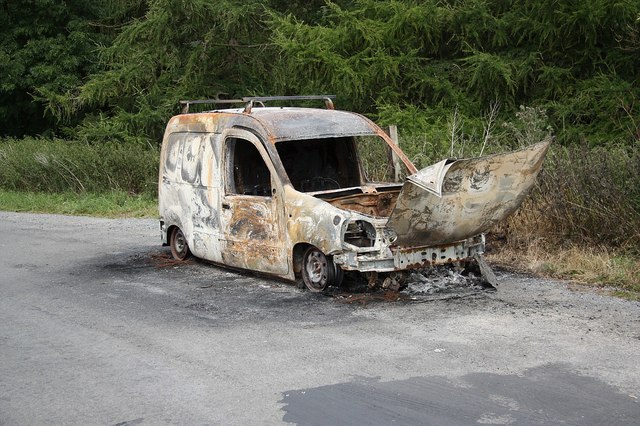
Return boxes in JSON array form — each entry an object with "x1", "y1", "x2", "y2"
[
  {"x1": 0, "y1": 137, "x2": 159, "y2": 196},
  {"x1": 394, "y1": 105, "x2": 638, "y2": 250},
  {"x1": 392, "y1": 105, "x2": 639, "y2": 296},
  {"x1": 487, "y1": 241, "x2": 640, "y2": 295},
  {"x1": 506, "y1": 143, "x2": 640, "y2": 250}
]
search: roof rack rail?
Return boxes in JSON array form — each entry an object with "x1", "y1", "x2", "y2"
[
  {"x1": 178, "y1": 95, "x2": 336, "y2": 114},
  {"x1": 179, "y1": 99, "x2": 243, "y2": 114},
  {"x1": 242, "y1": 95, "x2": 336, "y2": 113}
]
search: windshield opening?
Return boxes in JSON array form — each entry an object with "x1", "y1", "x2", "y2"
[{"x1": 275, "y1": 137, "x2": 362, "y2": 192}]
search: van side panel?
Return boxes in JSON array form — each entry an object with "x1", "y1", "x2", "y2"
[
  {"x1": 181, "y1": 133, "x2": 220, "y2": 261},
  {"x1": 159, "y1": 131, "x2": 186, "y2": 244},
  {"x1": 159, "y1": 130, "x2": 224, "y2": 263}
]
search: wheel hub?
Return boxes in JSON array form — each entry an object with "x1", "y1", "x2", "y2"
[{"x1": 306, "y1": 252, "x2": 327, "y2": 284}]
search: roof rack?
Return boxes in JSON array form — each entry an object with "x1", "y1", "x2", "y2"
[
  {"x1": 178, "y1": 95, "x2": 336, "y2": 114},
  {"x1": 179, "y1": 99, "x2": 243, "y2": 114},
  {"x1": 242, "y1": 95, "x2": 336, "y2": 113}
]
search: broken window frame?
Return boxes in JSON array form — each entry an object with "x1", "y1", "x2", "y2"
[
  {"x1": 223, "y1": 136, "x2": 275, "y2": 198},
  {"x1": 274, "y1": 136, "x2": 363, "y2": 193},
  {"x1": 180, "y1": 134, "x2": 206, "y2": 186}
]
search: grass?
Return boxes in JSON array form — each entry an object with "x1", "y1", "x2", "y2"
[
  {"x1": 487, "y1": 239, "x2": 640, "y2": 300},
  {"x1": 0, "y1": 190, "x2": 158, "y2": 218},
  {"x1": 0, "y1": 137, "x2": 159, "y2": 196}
]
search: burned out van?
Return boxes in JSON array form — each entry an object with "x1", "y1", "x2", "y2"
[{"x1": 159, "y1": 96, "x2": 550, "y2": 292}]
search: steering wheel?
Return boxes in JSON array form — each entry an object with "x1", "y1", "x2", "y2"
[{"x1": 301, "y1": 177, "x2": 340, "y2": 192}]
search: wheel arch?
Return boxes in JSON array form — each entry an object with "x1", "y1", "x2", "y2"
[
  {"x1": 292, "y1": 242, "x2": 312, "y2": 279},
  {"x1": 166, "y1": 224, "x2": 180, "y2": 242}
]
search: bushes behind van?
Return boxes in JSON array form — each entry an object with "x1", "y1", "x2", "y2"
[{"x1": 0, "y1": 137, "x2": 159, "y2": 196}]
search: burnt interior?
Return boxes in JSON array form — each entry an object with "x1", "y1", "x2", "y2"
[
  {"x1": 325, "y1": 188, "x2": 401, "y2": 217},
  {"x1": 344, "y1": 220, "x2": 377, "y2": 247},
  {"x1": 276, "y1": 136, "x2": 404, "y2": 217},
  {"x1": 228, "y1": 138, "x2": 272, "y2": 196},
  {"x1": 275, "y1": 137, "x2": 361, "y2": 192}
]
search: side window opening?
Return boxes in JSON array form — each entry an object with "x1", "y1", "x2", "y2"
[
  {"x1": 181, "y1": 135, "x2": 204, "y2": 185},
  {"x1": 275, "y1": 137, "x2": 361, "y2": 192},
  {"x1": 226, "y1": 137, "x2": 272, "y2": 196},
  {"x1": 164, "y1": 133, "x2": 184, "y2": 180}
]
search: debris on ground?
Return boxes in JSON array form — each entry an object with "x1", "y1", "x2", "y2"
[
  {"x1": 402, "y1": 266, "x2": 492, "y2": 296},
  {"x1": 329, "y1": 264, "x2": 495, "y2": 305}
]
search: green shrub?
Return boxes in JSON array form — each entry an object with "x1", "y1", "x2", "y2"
[
  {"x1": 391, "y1": 106, "x2": 639, "y2": 252},
  {"x1": 0, "y1": 137, "x2": 159, "y2": 196},
  {"x1": 527, "y1": 142, "x2": 640, "y2": 250}
]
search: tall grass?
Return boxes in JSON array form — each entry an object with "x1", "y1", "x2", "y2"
[
  {"x1": 0, "y1": 190, "x2": 157, "y2": 218},
  {"x1": 376, "y1": 106, "x2": 639, "y2": 294},
  {"x1": 504, "y1": 143, "x2": 640, "y2": 251},
  {"x1": 486, "y1": 134, "x2": 640, "y2": 294},
  {"x1": 389, "y1": 106, "x2": 639, "y2": 255},
  {"x1": 0, "y1": 137, "x2": 159, "y2": 196}
]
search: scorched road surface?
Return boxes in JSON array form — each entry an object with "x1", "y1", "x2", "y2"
[{"x1": 0, "y1": 211, "x2": 638, "y2": 425}]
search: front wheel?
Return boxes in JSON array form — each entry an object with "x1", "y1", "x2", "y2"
[
  {"x1": 301, "y1": 246, "x2": 343, "y2": 292},
  {"x1": 170, "y1": 227, "x2": 191, "y2": 260}
]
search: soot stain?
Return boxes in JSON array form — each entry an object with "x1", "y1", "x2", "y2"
[{"x1": 85, "y1": 249, "x2": 495, "y2": 309}]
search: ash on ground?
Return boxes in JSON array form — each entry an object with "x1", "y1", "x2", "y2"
[{"x1": 401, "y1": 266, "x2": 494, "y2": 297}]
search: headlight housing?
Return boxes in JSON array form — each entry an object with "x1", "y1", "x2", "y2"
[{"x1": 344, "y1": 220, "x2": 376, "y2": 247}]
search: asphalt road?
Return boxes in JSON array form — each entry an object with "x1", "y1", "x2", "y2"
[{"x1": 0, "y1": 211, "x2": 639, "y2": 425}]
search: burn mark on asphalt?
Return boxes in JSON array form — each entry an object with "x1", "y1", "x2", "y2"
[
  {"x1": 95, "y1": 249, "x2": 494, "y2": 304},
  {"x1": 113, "y1": 419, "x2": 144, "y2": 426}
]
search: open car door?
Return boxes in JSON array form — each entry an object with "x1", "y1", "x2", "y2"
[{"x1": 386, "y1": 139, "x2": 551, "y2": 246}]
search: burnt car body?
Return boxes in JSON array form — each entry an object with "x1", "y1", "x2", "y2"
[{"x1": 159, "y1": 96, "x2": 550, "y2": 291}]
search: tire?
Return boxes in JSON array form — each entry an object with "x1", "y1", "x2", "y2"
[
  {"x1": 301, "y1": 246, "x2": 343, "y2": 292},
  {"x1": 170, "y1": 227, "x2": 191, "y2": 260}
]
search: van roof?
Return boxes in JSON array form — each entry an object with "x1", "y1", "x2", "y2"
[{"x1": 169, "y1": 107, "x2": 380, "y2": 143}]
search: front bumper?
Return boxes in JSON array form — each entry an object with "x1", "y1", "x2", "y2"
[{"x1": 333, "y1": 235, "x2": 485, "y2": 272}]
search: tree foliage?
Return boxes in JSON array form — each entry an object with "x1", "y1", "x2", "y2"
[
  {"x1": 59, "y1": 0, "x2": 274, "y2": 143},
  {"x1": 269, "y1": 0, "x2": 640, "y2": 145},
  {"x1": 2, "y1": 0, "x2": 639, "y2": 148},
  {"x1": 0, "y1": 0, "x2": 111, "y2": 136}
]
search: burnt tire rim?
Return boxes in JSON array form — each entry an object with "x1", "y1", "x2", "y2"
[
  {"x1": 303, "y1": 248, "x2": 330, "y2": 292},
  {"x1": 171, "y1": 228, "x2": 189, "y2": 260}
]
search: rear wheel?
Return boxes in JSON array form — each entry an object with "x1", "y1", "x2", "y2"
[
  {"x1": 170, "y1": 227, "x2": 191, "y2": 260},
  {"x1": 301, "y1": 246, "x2": 343, "y2": 292}
]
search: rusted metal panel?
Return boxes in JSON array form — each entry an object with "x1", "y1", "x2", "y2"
[
  {"x1": 334, "y1": 235, "x2": 485, "y2": 273},
  {"x1": 325, "y1": 189, "x2": 399, "y2": 217},
  {"x1": 249, "y1": 108, "x2": 377, "y2": 142},
  {"x1": 387, "y1": 139, "x2": 551, "y2": 246},
  {"x1": 284, "y1": 185, "x2": 345, "y2": 257},
  {"x1": 217, "y1": 129, "x2": 290, "y2": 276},
  {"x1": 220, "y1": 196, "x2": 289, "y2": 275}
]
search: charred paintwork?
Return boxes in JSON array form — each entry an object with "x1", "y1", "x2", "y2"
[
  {"x1": 387, "y1": 140, "x2": 551, "y2": 246},
  {"x1": 158, "y1": 100, "x2": 550, "y2": 285},
  {"x1": 325, "y1": 187, "x2": 400, "y2": 217}
]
